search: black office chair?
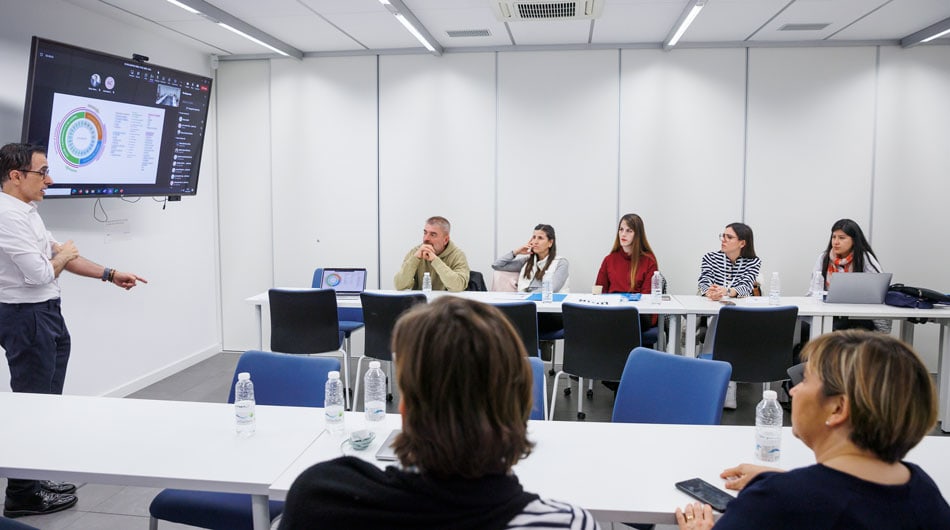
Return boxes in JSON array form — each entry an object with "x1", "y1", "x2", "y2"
[
  {"x1": 492, "y1": 301, "x2": 540, "y2": 357},
  {"x1": 550, "y1": 302, "x2": 641, "y2": 420},
  {"x1": 268, "y1": 289, "x2": 348, "y2": 406},
  {"x1": 353, "y1": 292, "x2": 427, "y2": 406},
  {"x1": 467, "y1": 270, "x2": 487, "y2": 291},
  {"x1": 702, "y1": 305, "x2": 799, "y2": 394}
]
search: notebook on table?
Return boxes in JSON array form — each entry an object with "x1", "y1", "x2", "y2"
[
  {"x1": 319, "y1": 268, "x2": 367, "y2": 298},
  {"x1": 824, "y1": 272, "x2": 892, "y2": 304}
]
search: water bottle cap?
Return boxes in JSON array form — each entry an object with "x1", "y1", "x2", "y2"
[
  {"x1": 763, "y1": 390, "x2": 778, "y2": 400},
  {"x1": 369, "y1": 361, "x2": 381, "y2": 369},
  {"x1": 328, "y1": 371, "x2": 340, "y2": 380},
  {"x1": 238, "y1": 372, "x2": 250, "y2": 380}
]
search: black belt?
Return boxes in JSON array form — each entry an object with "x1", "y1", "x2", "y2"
[{"x1": 0, "y1": 298, "x2": 61, "y2": 310}]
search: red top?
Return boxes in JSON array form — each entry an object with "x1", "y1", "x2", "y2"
[{"x1": 596, "y1": 250, "x2": 658, "y2": 327}]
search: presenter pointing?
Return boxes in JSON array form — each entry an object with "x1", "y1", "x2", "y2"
[{"x1": 0, "y1": 143, "x2": 147, "y2": 518}]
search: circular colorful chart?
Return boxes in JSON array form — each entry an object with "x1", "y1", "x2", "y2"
[
  {"x1": 56, "y1": 107, "x2": 105, "y2": 167},
  {"x1": 324, "y1": 273, "x2": 342, "y2": 287}
]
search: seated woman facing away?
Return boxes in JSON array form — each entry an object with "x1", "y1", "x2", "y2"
[
  {"x1": 676, "y1": 330, "x2": 950, "y2": 530},
  {"x1": 595, "y1": 213, "x2": 659, "y2": 332},
  {"x1": 813, "y1": 218, "x2": 889, "y2": 333},
  {"x1": 278, "y1": 297, "x2": 600, "y2": 530}
]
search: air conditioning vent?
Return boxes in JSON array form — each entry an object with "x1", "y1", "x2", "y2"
[
  {"x1": 447, "y1": 29, "x2": 492, "y2": 38},
  {"x1": 490, "y1": 0, "x2": 604, "y2": 21},
  {"x1": 779, "y1": 23, "x2": 830, "y2": 31}
]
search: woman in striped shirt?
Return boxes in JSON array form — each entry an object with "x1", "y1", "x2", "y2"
[{"x1": 698, "y1": 223, "x2": 761, "y2": 300}]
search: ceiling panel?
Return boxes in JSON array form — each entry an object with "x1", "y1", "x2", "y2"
[
  {"x1": 751, "y1": 0, "x2": 889, "y2": 42},
  {"x1": 412, "y1": 6, "x2": 513, "y2": 48},
  {"x1": 833, "y1": 0, "x2": 950, "y2": 40},
  {"x1": 593, "y1": 2, "x2": 684, "y2": 44},
  {"x1": 684, "y1": 0, "x2": 791, "y2": 43},
  {"x1": 509, "y1": 19, "x2": 595, "y2": 46}
]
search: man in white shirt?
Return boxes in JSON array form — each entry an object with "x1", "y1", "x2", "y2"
[{"x1": 0, "y1": 143, "x2": 147, "y2": 518}]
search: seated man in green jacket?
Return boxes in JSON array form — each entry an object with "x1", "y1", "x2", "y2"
[{"x1": 394, "y1": 216, "x2": 469, "y2": 292}]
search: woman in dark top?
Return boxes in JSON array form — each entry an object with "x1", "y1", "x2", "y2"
[
  {"x1": 675, "y1": 331, "x2": 950, "y2": 529},
  {"x1": 595, "y1": 213, "x2": 659, "y2": 330}
]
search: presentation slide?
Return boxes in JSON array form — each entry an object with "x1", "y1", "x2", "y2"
[{"x1": 46, "y1": 93, "x2": 165, "y2": 185}]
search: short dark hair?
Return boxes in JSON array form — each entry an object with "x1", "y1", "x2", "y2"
[
  {"x1": 391, "y1": 296, "x2": 534, "y2": 479},
  {"x1": 726, "y1": 222, "x2": 756, "y2": 259},
  {"x1": 801, "y1": 330, "x2": 936, "y2": 463},
  {"x1": 0, "y1": 143, "x2": 46, "y2": 186}
]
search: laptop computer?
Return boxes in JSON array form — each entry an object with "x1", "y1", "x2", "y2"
[
  {"x1": 319, "y1": 268, "x2": 367, "y2": 298},
  {"x1": 824, "y1": 272, "x2": 892, "y2": 304}
]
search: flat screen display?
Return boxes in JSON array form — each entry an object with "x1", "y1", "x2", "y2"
[{"x1": 20, "y1": 37, "x2": 213, "y2": 198}]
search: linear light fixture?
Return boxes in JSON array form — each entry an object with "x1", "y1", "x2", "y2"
[
  {"x1": 901, "y1": 16, "x2": 950, "y2": 48},
  {"x1": 164, "y1": 0, "x2": 303, "y2": 58},
  {"x1": 378, "y1": 0, "x2": 443, "y2": 55},
  {"x1": 218, "y1": 23, "x2": 290, "y2": 57},
  {"x1": 664, "y1": 0, "x2": 706, "y2": 50}
]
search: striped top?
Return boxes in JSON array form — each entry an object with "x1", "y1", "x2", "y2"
[
  {"x1": 506, "y1": 498, "x2": 601, "y2": 529},
  {"x1": 698, "y1": 250, "x2": 762, "y2": 297}
]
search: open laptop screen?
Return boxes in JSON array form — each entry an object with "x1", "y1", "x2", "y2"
[{"x1": 320, "y1": 268, "x2": 367, "y2": 295}]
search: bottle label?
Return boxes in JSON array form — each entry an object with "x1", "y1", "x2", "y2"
[
  {"x1": 325, "y1": 404, "x2": 344, "y2": 423},
  {"x1": 235, "y1": 400, "x2": 255, "y2": 425},
  {"x1": 365, "y1": 400, "x2": 386, "y2": 422},
  {"x1": 755, "y1": 428, "x2": 781, "y2": 462}
]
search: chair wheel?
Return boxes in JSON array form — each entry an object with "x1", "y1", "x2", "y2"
[
  {"x1": 563, "y1": 387, "x2": 572, "y2": 397},
  {"x1": 577, "y1": 412, "x2": 586, "y2": 420},
  {"x1": 386, "y1": 393, "x2": 394, "y2": 402},
  {"x1": 586, "y1": 389, "x2": 594, "y2": 398},
  {"x1": 548, "y1": 369, "x2": 556, "y2": 376}
]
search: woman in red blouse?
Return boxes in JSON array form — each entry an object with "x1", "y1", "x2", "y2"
[{"x1": 595, "y1": 213, "x2": 659, "y2": 329}]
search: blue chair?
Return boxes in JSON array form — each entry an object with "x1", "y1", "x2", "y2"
[
  {"x1": 312, "y1": 268, "x2": 365, "y2": 368},
  {"x1": 148, "y1": 350, "x2": 340, "y2": 530},
  {"x1": 528, "y1": 356, "x2": 548, "y2": 421},
  {"x1": 613, "y1": 347, "x2": 732, "y2": 425}
]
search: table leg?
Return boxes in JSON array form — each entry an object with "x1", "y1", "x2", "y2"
[
  {"x1": 899, "y1": 319, "x2": 915, "y2": 344},
  {"x1": 668, "y1": 316, "x2": 681, "y2": 355},
  {"x1": 251, "y1": 494, "x2": 270, "y2": 530},
  {"x1": 685, "y1": 314, "x2": 697, "y2": 358},
  {"x1": 939, "y1": 323, "x2": 950, "y2": 433},
  {"x1": 255, "y1": 304, "x2": 263, "y2": 350},
  {"x1": 810, "y1": 316, "x2": 825, "y2": 340}
]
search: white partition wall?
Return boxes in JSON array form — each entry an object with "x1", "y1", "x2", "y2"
[
  {"x1": 497, "y1": 50, "x2": 620, "y2": 293},
  {"x1": 746, "y1": 47, "x2": 878, "y2": 294},
  {"x1": 620, "y1": 48, "x2": 747, "y2": 296},
  {"x1": 270, "y1": 57, "x2": 379, "y2": 288},
  {"x1": 218, "y1": 60, "x2": 274, "y2": 351},
  {"x1": 873, "y1": 46, "x2": 950, "y2": 370},
  {"x1": 0, "y1": 0, "x2": 221, "y2": 395},
  {"x1": 378, "y1": 53, "x2": 496, "y2": 289}
]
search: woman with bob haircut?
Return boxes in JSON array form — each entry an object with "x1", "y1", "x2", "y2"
[
  {"x1": 675, "y1": 330, "x2": 949, "y2": 529},
  {"x1": 595, "y1": 213, "x2": 659, "y2": 330},
  {"x1": 279, "y1": 297, "x2": 599, "y2": 530},
  {"x1": 813, "y1": 218, "x2": 889, "y2": 332}
]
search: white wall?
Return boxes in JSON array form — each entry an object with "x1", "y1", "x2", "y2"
[
  {"x1": 215, "y1": 45, "x2": 950, "y2": 370},
  {"x1": 0, "y1": 0, "x2": 221, "y2": 395}
]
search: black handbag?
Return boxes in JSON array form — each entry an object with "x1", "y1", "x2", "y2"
[{"x1": 885, "y1": 283, "x2": 950, "y2": 309}]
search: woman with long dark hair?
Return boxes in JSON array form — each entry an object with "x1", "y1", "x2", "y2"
[
  {"x1": 595, "y1": 213, "x2": 659, "y2": 330},
  {"x1": 492, "y1": 224, "x2": 569, "y2": 293}
]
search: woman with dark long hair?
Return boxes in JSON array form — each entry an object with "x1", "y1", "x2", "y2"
[
  {"x1": 492, "y1": 224, "x2": 569, "y2": 293},
  {"x1": 595, "y1": 213, "x2": 659, "y2": 330}
]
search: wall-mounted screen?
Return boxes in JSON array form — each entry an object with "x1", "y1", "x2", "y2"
[{"x1": 20, "y1": 37, "x2": 213, "y2": 198}]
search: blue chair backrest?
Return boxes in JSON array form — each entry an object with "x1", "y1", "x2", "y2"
[
  {"x1": 612, "y1": 347, "x2": 732, "y2": 425},
  {"x1": 226, "y1": 350, "x2": 340, "y2": 407},
  {"x1": 313, "y1": 267, "x2": 364, "y2": 324},
  {"x1": 528, "y1": 356, "x2": 546, "y2": 420}
]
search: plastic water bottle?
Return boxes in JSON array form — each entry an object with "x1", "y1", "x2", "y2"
[
  {"x1": 324, "y1": 371, "x2": 345, "y2": 435},
  {"x1": 768, "y1": 272, "x2": 781, "y2": 305},
  {"x1": 234, "y1": 372, "x2": 255, "y2": 437},
  {"x1": 541, "y1": 274, "x2": 553, "y2": 303},
  {"x1": 810, "y1": 271, "x2": 824, "y2": 299},
  {"x1": 422, "y1": 272, "x2": 432, "y2": 293},
  {"x1": 755, "y1": 389, "x2": 783, "y2": 462},
  {"x1": 363, "y1": 361, "x2": 387, "y2": 426},
  {"x1": 651, "y1": 271, "x2": 663, "y2": 304}
]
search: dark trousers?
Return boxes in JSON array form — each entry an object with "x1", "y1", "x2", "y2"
[{"x1": 0, "y1": 299, "x2": 71, "y2": 502}]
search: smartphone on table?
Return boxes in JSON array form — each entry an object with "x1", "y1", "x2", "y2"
[{"x1": 674, "y1": 478, "x2": 734, "y2": 512}]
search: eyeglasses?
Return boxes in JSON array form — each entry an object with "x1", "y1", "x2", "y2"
[
  {"x1": 18, "y1": 168, "x2": 51, "y2": 178},
  {"x1": 719, "y1": 233, "x2": 737, "y2": 241}
]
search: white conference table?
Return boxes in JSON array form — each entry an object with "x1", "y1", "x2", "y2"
[
  {"x1": 246, "y1": 289, "x2": 688, "y2": 353},
  {"x1": 270, "y1": 412, "x2": 950, "y2": 525},
  {"x1": 0, "y1": 393, "x2": 325, "y2": 530}
]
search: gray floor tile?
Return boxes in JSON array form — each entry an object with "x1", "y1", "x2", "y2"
[
  {"x1": 61, "y1": 512, "x2": 148, "y2": 530},
  {"x1": 11, "y1": 507, "x2": 85, "y2": 530},
  {"x1": 73, "y1": 483, "x2": 125, "y2": 511},
  {"x1": 86, "y1": 486, "x2": 162, "y2": 517}
]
